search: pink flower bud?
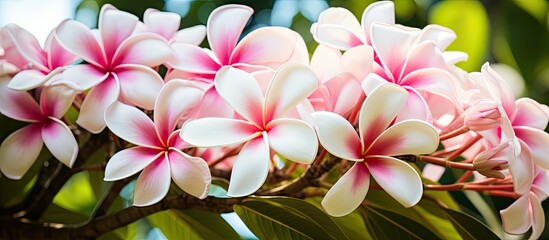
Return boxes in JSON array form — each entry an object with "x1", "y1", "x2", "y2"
[
  {"x1": 464, "y1": 100, "x2": 501, "y2": 131},
  {"x1": 474, "y1": 141, "x2": 511, "y2": 179}
]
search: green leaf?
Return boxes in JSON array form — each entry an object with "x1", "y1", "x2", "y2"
[
  {"x1": 359, "y1": 205, "x2": 441, "y2": 240},
  {"x1": 148, "y1": 209, "x2": 239, "y2": 240},
  {"x1": 53, "y1": 171, "x2": 97, "y2": 216},
  {"x1": 179, "y1": 210, "x2": 240, "y2": 240},
  {"x1": 234, "y1": 197, "x2": 349, "y2": 240},
  {"x1": 443, "y1": 208, "x2": 500, "y2": 240},
  {"x1": 429, "y1": 0, "x2": 489, "y2": 71}
]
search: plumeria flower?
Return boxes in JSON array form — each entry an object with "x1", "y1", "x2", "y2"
[
  {"x1": 313, "y1": 83, "x2": 439, "y2": 217},
  {"x1": 55, "y1": 4, "x2": 173, "y2": 133},
  {"x1": 361, "y1": 23, "x2": 460, "y2": 123},
  {"x1": 500, "y1": 168, "x2": 548, "y2": 240},
  {"x1": 4, "y1": 24, "x2": 78, "y2": 90},
  {"x1": 181, "y1": 63, "x2": 319, "y2": 197},
  {"x1": 104, "y1": 80, "x2": 210, "y2": 206},
  {"x1": 138, "y1": 8, "x2": 206, "y2": 45},
  {"x1": 167, "y1": 4, "x2": 308, "y2": 119},
  {"x1": 310, "y1": 1, "x2": 394, "y2": 50},
  {"x1": 0, "y1": 27, "x2": 30, "y2": 73},
  {"x1": 0, "y1": 78, "x2": 78, "y2": 179}
]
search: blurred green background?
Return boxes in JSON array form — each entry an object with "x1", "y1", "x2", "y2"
[{"x1": 1, "y1": 0, "x2": 548, "y2": 239}]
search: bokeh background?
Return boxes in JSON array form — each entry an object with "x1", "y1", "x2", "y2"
[{"x1": 1, "y1": 0, "x2": 548, "y2": 239}]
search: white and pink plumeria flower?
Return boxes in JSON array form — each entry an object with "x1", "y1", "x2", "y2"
[
  {"x1": 313, "y1": 83, "x2": 439, "y2": 217},
  {"x1": 181, "y1": 63, "x2": 319, "y2": 197},
  {"x1": 55, "y1": 4, "x2": 173, "y2": 133},
  {"x1": 4, "y1": 24, "x2": 79, "y2": 91},
  {"x1": 0, "y1": 78, "x2": 78, "y2": 179},
  {"x1": 104, "y1": 80, "x2": 210, "y2": 206},
  {"x1": 500, "y1": 168, "x2": 548, "y2": 240}
]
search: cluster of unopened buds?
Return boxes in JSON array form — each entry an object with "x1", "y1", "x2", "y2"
[{"x1": 0, "y1": 2, "x2": 547, "y2": 238}]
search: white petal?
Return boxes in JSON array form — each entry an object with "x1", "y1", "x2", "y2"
[
  {"x1": 76, "y1": 75, "x2": 119, "y2": 133},
  {"x1": 416, "y1": 24, "x2": 456, "y2": 50},
  {"x1": 168, "y1": 149, "x2": 211, "y2": 199},
  {"x1": 341, "y1": 45, "x2": 374, "y2": 81},
  {"x1": 134, "y1": 156, "x2": 171, "y2": 206},
  {"x1": 113, "y1": 34, "x2": 173, "y2": 66},
  {"x1": 55, "y1": 19, "x2": 106, "y2": 67},
  {"x1": 62, "y1": 64, "x2": 109, "y2": 90},
  {"x1": 312, "y1": 24, "x2": 364, "y2": 50},
  {"x1": 361, "y1": 1, "x2": 395, "y2": 43},
  {"x1": 312, "y1": 111, "x2": 362, "y2": 161},
  {"x1": 207, "y1": 5, "x2": 253, "y2": 64},
  {"x1": 39, "y1": 85, "x2": 77, "y2": 119},
  {"x1": 0, "y1": 124, "x2": 43, "y2": 180},
  {"x1": 322, "y1": 163, "x2": 370, "y2": 217},
  {"x1": 214, "y1": 66, "x2": 264, "y2": 126},
  {"x1": 267, "y1": 118, "x2": 318, "y2": 164},
  {"x1": 500, "y1": 194, "x2": 532, "y2": 235},
  {"x1": 264, "y1": 63, "x2": 318, "y2": 122},
  {"x1": 310, "y1": 44, "x2": 342, "y2": 81},
  {"x1": 99, "y1": 8, "x2": 139, "y2": 60},
  {"x1": 509, "y1": 140, "x2": 535, "y2": 195},
  {"x1": 529, "y1": 193, "x2": 545, "y2": 240},
  {"x1": 154, "y1": 79, "x2": 203, "y2": 141},
  {"x1": 513, "y1": 98, "x2": 548, "y2": 130},
  {"x1": 144, "y1": 9, "x2": 180, "y2": 40},
  {"x1": 41, "y1": 118, "x2": 78, "y2": 167},
  {"x1": 105, "y1": 102, "x2": 162, "y2": 148},
  {"x1": 515, "y1": 126, "x2": 549, "y2": 170},
  {"x1": 227, "y1": 134, "x2": 270, "y2": 197},
  {"x1": 8, "y1": 69, "x2": 48, "y2": 91},
  {"x1": 180, "y1": 118, "x2": 259, "y2": 148},
  {"x1": 173, "y1": 25, "x2": 206, "y2": 45},
  {"x1": 359, "y1": 83, "x2": 408, "y2": 149},
  {"x1": 168, "y1": 43, "x2": 220, "y2": 74},
  {"x1": 115, "y1": 65, "x2": 164, "y2": 110},
  {"x1": 104, "y1": 146, "x2": 163, "y2": 181},
  {"x1": 367, "y1": 156, "x2": 422, "y2": 207},
  {"x1": 370, "y1": 23, "x2": 416, "y2": 77},
  {"x1": 0, "y1": 78, "x2": 43, "y2": 122},
  {"x1": 4, "y1": 24, "x2": 48, "y2": 71},
  {"x1": 367, "y1": 120, "x2": 439, "y2": 156}
]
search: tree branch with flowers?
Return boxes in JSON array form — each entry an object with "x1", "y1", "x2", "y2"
[{"x1": 0, "y1": 1, "x2": 548, "y2": 239}]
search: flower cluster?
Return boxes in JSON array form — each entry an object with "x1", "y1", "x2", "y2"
[{"x1": 0, "y1": 2, "x2": 547, "y2": 238}]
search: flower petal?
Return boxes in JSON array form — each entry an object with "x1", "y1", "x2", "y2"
[
  {"x1": 4, "y1": 24, "x2": 48, "y2": 71},
  {"x1": 341, "y1": 45, "x2": 374, "y2": 81},
  {"x1": 55, "y1": 19, "x2": 106, "y2": 67},
  {"x1": 41, "y1": 118, "x2": 78, "y2": 167},
  {"x1": 105, "y1": 102, "x2": 162, "y2": 147},
  {"x1": 227, "y1": 134, "x2": 270, "y2": 197},
  {"x1": 168, "y1": 149, "x2": 211, "y2": 199},
  {"x1": 500, "y1": 194, "x2": 531, "y2": 235},
  {"x1": 100, "y1": 8, "x2": 139, "y2": 60},
  {"x1": 367, "y1": 120, "x2": 439, "y2": 156},
  {"x1": 154, "y1": 79, "x2": 203, "y2": 141},
  {"x1": 144, "y1": 9, "x2": 180, "y2": 40},
  {"x1": 46, "y1": 32, "x2": 79, "y2": 69},
  {"x1": 207, "y1": 5, "x2": 253, "y2": 65},
  {"x1": 324, "y1": 72, "x2": 362, "y2": 116},
  {"x1": 513, "y1": 98, "x2": 548, "y2": 130},
  {"x1": 395, "y1": 87, "x2": 432, "y2": 123},
  {"x1": 168, "y1": 43, "x2": 221, "y2": 74},
  {"x1": 359, "y1": 83, "x2": 408, "y2": 149},
  {"x1": 134, "y1": 156, "x2": 171, "y2": 206},
  {"x1": 8, "y1": 69, "x2": 49, "y2": 91},
  {"x1": 113, "y1": 34, "x2": 173, "y2": 66},
  {"x1": 399, "y1": 68, "x2": 458, "y2": 106},
  {"x1": 509, "y1": 140, "x2": 535, "y2": 195},
  {"x1": 361, "y1": 1, "x2": 395, "y2": 43},
  {"x1": 62, "y1": 64, "x2": 109, "y2": 90},
  {"x1": 104, "y1": 147, "x2": 163, "y2": 181},
  {"x1": 322, "y1": 163, "x2": 370, "y2": 217},
  {"x1": 231, "y1": 27, "x2": 306, "y2": 68},
  {"x1": 0, "y1": 78, "x2": 43, "y2": 122},
  {"x1": 40, "y1": 85, "x2": 77, "y2": 119},
  {"x1": 180, "y1": 118, "x2": 259, "y2": 148},
  {"x1": 267, "y1": 118, "x2": 318, "y2": 164},
  {"x1": 310, "y1": 44, "x2": 342, "y2": 81},
  {"x1": 76, "y1": 75, "x2": 119, "y2": 133},
  {"x1": 416, "y1": 24, "x2": 456, "y2": 51},
  {"x1": 514, "y1": 126, "x2": 549, "y2": 170},
  {"x1": 189, "y1": 85, "x2": 234, "y2": 119},
  {"x1": 115, "y1": 65, "x2": 164, "y2": 110},
  {"x1": 529, "y1": 193, "x2": 545, "y2": 240},
  {"x1": 215, "y1": 66, "x2": 264, "y2": 126},
  {"x1": 399, "y1": 41, "x2": 447, "y2": 80},
  {"x1": 264, "y1": 63, "x2": 318, "y2": 122},
  {"x1": 173, "y1": 25, "x2": 206, "y2": 45},
  {"x1": 312, "y1": 24, "x2": 364, "y2": 50},
  {"x1": 370, "y1": 23, "x2": 416, "y2": 77},
  {"x1": 0, "y1": 124, "x2": 43, "y2": 180},
  {"x1": 367, "y1": 155, "x2": 422, "y2": 207},
  {"x1": 312, "y1": 111, "x2": 362, "y2": 161}
]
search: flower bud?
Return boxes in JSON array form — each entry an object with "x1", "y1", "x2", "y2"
[
  {"x1": 464, "y1": 100, "x2": 501, "y2": 131},
  {"x1": 474, "y1": 141, "x2": 511, "y2": 179}
]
